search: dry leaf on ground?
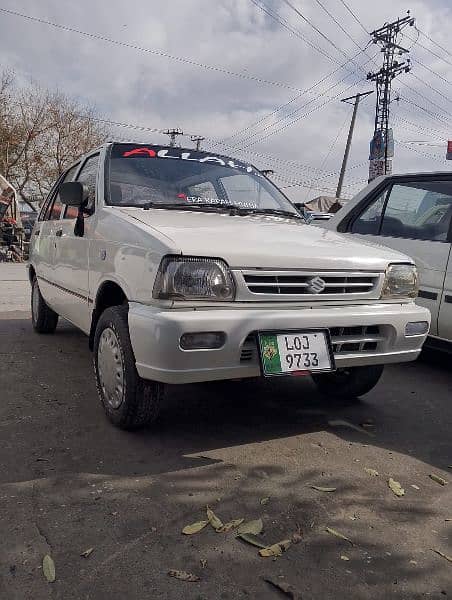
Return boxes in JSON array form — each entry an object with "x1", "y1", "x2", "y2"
[
  {"x1": 237, "y1": 518, "x2": 263, "y2": 535},
  {"x1": 206, "y1": 506, "x2": 223, "y2": 530},
  {"x1": 264, "y1": 577, "x2": 301, "y2": 599},
  {"x1": 310, "y1": 485, "x2": 336, "y2": 492},
  {"x1": 200, "y1": 559, "x2": 207, "y2": 569},
  {"x1": 388, "y1": 478, "x2": 405, "y2": 497},
  {"x1": 432, "y1": 549, "x2": 452, "y2": 563},
  {"x1": 80, "y1": 547, "x2": 94, "y2": 558},
  {"x1": 340, "y1": 555, "x2": 350, "y2": 561},
  {"x1": 168, "y1": 569, "x2": 200, "y2": 582},
  {"x1": 365, "y1": 468, "x2": 379, "y2": 477},
  {"x1": 325, "y1": 527, "x2": 354, "y2": 546},
  {"x1": 429, "y1": 474, "x2": 448, "y2": 486},
  {"x1": 216, "y1": 519, "x2": 244, "y2": 533},
  {"x1": 237, "y1": 532, "x2": 268, "y2": 548},
  {"x1": 260, "y1": 497, "x2": 270, "y2": 505},
  {"x1": 42, "y1": 555, "x2": 55, "y2": 583},
  {"x1": 328, "y1": 419, "x2": 374, "y2": 437},
  {"x1": 259, "y1": 539, "x2": 292, "y2": 557},
  {"x1": 182, "y1": 520, "x2": 209, "y2": 535},
  {"x1": 411, "y1": 484, "x2": 420, "y2": 490}
]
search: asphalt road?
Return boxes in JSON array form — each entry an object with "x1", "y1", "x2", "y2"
[{"x1": 1, "y1": 264, "x2": 451, "y2": 600}]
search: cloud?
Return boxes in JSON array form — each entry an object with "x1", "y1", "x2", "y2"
[{"x1": 1, "y1": 0, "x2": 451, "y2": 201}]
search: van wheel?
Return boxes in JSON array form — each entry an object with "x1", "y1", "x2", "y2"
[
  {"x1": 312, "y1": 365, "x2": 384, "y2": 400},
  {"x1": 94, "y1": 305, "x2": 163, "y2": 430},
  {"x1": 31, "y1": 277, "x2": 58, "y2": 333}
]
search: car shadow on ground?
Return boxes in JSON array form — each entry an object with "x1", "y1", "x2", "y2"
[{"x1": 1, "y1": 315, "x2": 452, "y2": 599}]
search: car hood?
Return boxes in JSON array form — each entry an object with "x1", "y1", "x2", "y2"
[{"x1": 119, "y1": 207, "x2": 412, "y2": 271}]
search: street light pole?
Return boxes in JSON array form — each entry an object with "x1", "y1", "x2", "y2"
[{"x1": 336, "y1": 91, "x2": 373, "y2": 199}]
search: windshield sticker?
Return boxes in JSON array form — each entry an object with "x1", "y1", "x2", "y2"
[
  {"x1": 119, "y1": 145, "x2": 256, "y2": 174},
  {"x1": 183, "y1": 196, "x2": 258, "y2": 209},
  {"x1": 122, "y1": 147, "x2": 157, "y2": 158}
]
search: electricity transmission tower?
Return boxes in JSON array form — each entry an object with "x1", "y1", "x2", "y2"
[
  {"x1": 367, "y1": 12, "x2": 415, "y2": 180},
  {"x1": 190, "y1": 135, "x2": 205, "y2": 151},
  {"x1": 164, "y1": 128, "x2": 184, "y2": 147}
]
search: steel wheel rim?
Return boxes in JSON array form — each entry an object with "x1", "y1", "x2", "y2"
[{"x1": 97, "y1": 327, "x2": 125, "y2": 409}]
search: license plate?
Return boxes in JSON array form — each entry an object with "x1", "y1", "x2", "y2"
[{"x1": 258, "y1": 330, "x2": 334, "y2": 376}]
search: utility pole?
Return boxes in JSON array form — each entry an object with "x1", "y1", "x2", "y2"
[
  {"x1": 336, "y1": 91, "x2": 373, "y2": 199},
  {"x1": 190, "y1": 135, "x2": 205, "y2": 151},
  {"x1": 367, "y1": 12, "x2": 415, "y2": 180},
  {"x1": 163, "y1": 128, "x2": 184, "y2": 147}
]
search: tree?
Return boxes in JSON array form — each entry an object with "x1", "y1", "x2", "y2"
[{"x1": 0, "y1": 71, "x2": 108, "y2": 209}]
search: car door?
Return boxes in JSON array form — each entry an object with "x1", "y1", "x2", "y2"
[
  {"x1": 51, "y1": 154, "x2": 100, "y2": 334},
  {"x1": 346, "y1": 177, "x2": 452, "y2": 336},
  {"x1": 438, "y1": 247, "x2": 452, "y2": 341},
  {"x1": 31, "y1": 175, "x2": 68, "y2": 308}
]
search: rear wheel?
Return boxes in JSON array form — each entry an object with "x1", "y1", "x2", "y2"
[
  {"x1": 312, "y1": 365, "x2": 384, "y2": 400},
  {"x1": 31, "y1": 277, "x2": 58, "y2": 333},
  {"x1": 94, "y1": 305, "x2": 163, "y2": 430}
]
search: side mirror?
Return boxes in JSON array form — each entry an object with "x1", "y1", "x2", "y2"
[{"x1": 60, "y1": 181, "x2": 88, "y2": 206}]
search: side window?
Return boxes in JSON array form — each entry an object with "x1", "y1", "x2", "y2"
[
  {"x1": 350, "y1": 188, "x2": 389, "y2": 234},
  {"x1": 380, "y1": 181, "x2": 452, "y2": 241},
  {"x1": 75, "y1": 154, "x2": 99, "y2": 213}
]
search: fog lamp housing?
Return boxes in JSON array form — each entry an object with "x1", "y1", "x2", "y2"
[
  {"x1": 180, "y1": 332, "x2": 226, "y2": 350},
  {"x1": 405, "y1": 321, "x2": 429, "y2": 336}
]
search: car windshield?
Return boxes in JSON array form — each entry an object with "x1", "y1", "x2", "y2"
[{"x1": 107, "y1": 143, "x2": 299, "y2": 216}]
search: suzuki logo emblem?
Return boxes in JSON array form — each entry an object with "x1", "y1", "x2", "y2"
[{"x1": 306, "y1": 276, "x2": 326, "y2": 294}]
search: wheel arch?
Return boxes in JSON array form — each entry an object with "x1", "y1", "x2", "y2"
[{"x1": 89, "y1": 280, "x2": 128, "y2": 350}]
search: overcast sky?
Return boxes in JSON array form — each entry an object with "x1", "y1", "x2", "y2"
[{"x1": 1, "y1": 0, "x2": 451, "y2": 202}]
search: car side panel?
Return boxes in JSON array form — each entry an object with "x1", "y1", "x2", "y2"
[{"x1": 438, "y1": 245, "x2": 452, "y2": 340}]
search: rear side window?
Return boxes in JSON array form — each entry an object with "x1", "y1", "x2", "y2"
[{"x1": 41, "y1": 165, "x2": 79, "y2": 221}]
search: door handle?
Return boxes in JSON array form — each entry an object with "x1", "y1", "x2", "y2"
[{"x1": 55, "y1": 229, "x2": 63, "y2": 237}]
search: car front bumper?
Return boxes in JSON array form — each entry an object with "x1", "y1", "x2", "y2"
[{"x1": 128, "y1": 302, "x2": 430, "y2": 384}]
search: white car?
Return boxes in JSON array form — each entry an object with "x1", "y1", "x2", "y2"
[
  {"x1": 29, "y1": 143, "x2": 430, "y2": 429},
  {"x1": 324, "y1": 172, "x2": 452, "y2": 351}
]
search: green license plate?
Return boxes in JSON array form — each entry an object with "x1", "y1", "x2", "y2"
[{"x1": 258, "y1": 330, "x2": 334, "y2": 376}]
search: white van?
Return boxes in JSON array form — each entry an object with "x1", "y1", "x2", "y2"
[{"x1": 324, "y1": 172, "x2": 452, "y2": 351}]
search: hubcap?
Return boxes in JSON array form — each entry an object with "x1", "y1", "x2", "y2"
[
  {"x1": 97, "y1": 327, "x2": 125, "y2": 409},
  {"x1": 32, "y1": 282, "x2": 40, "y2": 322}
]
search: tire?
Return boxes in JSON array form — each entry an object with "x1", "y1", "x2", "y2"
[
  {"x1": 93, "y1": 305, "x2": 163, "y2": 430},
  {"x1": 312, "y1": 365, "x2": 384, "y2": 400},
  {"x1": 31, "y1": 276, "x2": 59, "y2": 333}
]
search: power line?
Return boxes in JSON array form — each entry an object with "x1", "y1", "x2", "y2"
[
  {"x1": 417, "y1": 27, "x2": 452, "y2": 60},
  {"x1": 249, "y1": 0, "x2": 346, "y2": 67},
  {"x1": 279, "y1": 0, "x2": 365, "y2": 67},
  {"x1": 336, "y1": 0, "x2": 369, "y2": 35},
  {"x1": 409, "y1": 72, "x2": 452, "y2": 108},
  {"x1": 225, "y1": 50, "x2": 364, "y2": 143},
  {"x1": 413, "y1": 58, "x2": 452, "y2": 88},
  {"x1": 312, "y1": 0, "x2": 368, "y2": 55},
  {"x1": 239, "y1": 50, "x2": 379, "y2": 148},
  {"x1": 0, "y1": 6, "x2": 309, "y2": 93}
]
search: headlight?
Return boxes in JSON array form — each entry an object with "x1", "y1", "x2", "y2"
[
  {"x1": 381, "y1": 264, "x2": 418, "y2": 299},
  {"x1": 153, "y1": 256, "x2": 235, "y2": 301}
]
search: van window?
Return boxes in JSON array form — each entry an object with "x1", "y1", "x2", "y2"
[
  {"x1": 351, "y1": 180, "x2": 452, "y2": 242},
  {"x1": 351, "y1": 188, "x2": 389, "y2": 234},
  {"x1": 381, "y1": 182, "x2": 452, "y2": 241},
  {"x1": 47, "y1": 165, "x2": 80, "y2": 221}
]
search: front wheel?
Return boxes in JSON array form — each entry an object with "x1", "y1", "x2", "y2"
[
  {"x1": 312, "y1": 365, "x2": 384, "y2": 400},
  {"x1": 93, "y1": 305, "x2": 163, "y2": 430},
  {"x1": 31, "y1": 276, "x2": 59, "y2": 333}
]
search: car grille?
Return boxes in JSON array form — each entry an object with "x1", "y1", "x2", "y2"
[
  {"x1": 237, "y1": 270, "x2": 382, "y2": 301},
  {"x1": 329, "y1": 325, "x2": 384, "y2": 354},
  {"x1": 240, "y1": 326, "x2": 384, "y2": 363}
]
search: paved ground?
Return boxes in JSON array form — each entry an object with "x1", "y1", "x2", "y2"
[{"x1": 0, "y1": 264, "x2": 451, "y2": 599}]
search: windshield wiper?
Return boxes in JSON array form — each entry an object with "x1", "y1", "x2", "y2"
[
  {"x1": 238, "y1": 208, "x2": 303, "y2": 220},
  {"x1": 142, "y1": 201, "x2": 243, "y2": 215}
]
